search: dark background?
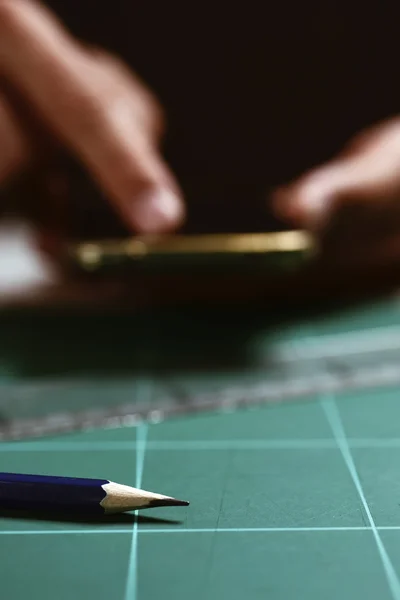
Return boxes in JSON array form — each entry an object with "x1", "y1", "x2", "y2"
[{"x1": 42, "y1": 1, "x2": 400, "y2": 235}]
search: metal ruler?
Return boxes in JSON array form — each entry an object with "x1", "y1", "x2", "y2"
[{"x1": 1, "y1": 324, "x2": 400, "y2": 440}]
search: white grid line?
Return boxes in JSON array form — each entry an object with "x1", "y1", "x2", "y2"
[
  {"x1": 124, "y1": 423, "x2": 148, "y2": 600},
  {"x1": 3, "y1": 438, "x2": 400, "y2": 452},
  {"x1": 3, "y1": 525, "x2": 400, "y2": 535},
  {"x1": 322, "y1": 395, "x2": 400, "y2": 600}
]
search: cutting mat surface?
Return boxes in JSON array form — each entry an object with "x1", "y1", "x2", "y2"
[{"x1": 2, "y1": 297, "x2": 400, "y2": 599}]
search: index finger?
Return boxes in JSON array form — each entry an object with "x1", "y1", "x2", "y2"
[{"x1": 0, "y1": 0, "x2": 184, "y2": 233}]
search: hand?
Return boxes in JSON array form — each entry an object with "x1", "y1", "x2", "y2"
[
  {"x1": 273, "y1": 117, "x2": 400, "y2": 268},
  {"x1": 0, "y1": 0, "x2": 184, "y2": 235}
]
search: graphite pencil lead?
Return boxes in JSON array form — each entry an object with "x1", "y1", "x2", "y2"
[{"x1": 147, "y1": 498, "x2": 190, "y2": 508}]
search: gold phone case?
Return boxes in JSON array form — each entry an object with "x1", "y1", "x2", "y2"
[{"x1": 67, "y1": 230, "x2": 316, "y2": 275}]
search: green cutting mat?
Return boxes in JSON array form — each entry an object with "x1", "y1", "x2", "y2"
[{"x1": 2, "y1": 296, "x2": 400, "y2": 599}]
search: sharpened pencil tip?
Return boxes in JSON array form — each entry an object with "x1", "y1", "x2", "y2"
[{"x1": 148, "y1": 498, "x2": 190, "y2": 508}]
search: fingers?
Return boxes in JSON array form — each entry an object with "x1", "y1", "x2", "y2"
[
  {"x1": 271, "y1": 118, "x2": 400, "y2": 268},
  {"x1": 0, "y1": 0, "x2": 184, "y2": 233},
  {"x1": 272, "y1": 118, "x2": 400, "y2": 232},
  {"x1": 0, "y1": 88, "x2": 31, "y2": 184},
  {"x1": 84, "y1": 45, "x2": 166, "y2": 143}
]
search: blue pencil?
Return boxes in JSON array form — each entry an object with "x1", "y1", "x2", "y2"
[{"x1": 0, "y1": 472, "x2": 189, "y2": 515}]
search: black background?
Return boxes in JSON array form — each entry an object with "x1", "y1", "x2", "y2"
[{"x1": 41, "y1": 1, "x2": 400, "y2": 235}]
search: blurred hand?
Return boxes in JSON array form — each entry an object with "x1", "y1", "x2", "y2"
[
  {"x1": 0, "y1": 0, "x2": 184, "y2": 234},
  {"x1": 273, "y1": 117, "x2": 400, "y2": 266},
  {"x1": 3, "y1": 0, "x2": 400, "y2": 306}
]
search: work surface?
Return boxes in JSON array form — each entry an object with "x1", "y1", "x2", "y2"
[{"x1": 2, "y1": 296, "x2": 400, "y2": 599}]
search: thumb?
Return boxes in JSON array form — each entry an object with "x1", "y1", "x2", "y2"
[
  {"x1": 272, "y1": 118, "x2": 400, "y2": 231},
  {"x1": 272, "y1": 161, "x2": 354, "y2": 230}
]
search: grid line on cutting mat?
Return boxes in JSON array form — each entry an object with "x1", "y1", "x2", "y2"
[{"x1": 321, "y1": 395, "x2": 400, "y2": 600}]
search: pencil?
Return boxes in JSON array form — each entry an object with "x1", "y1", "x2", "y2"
[{"x1": 0, "y1": 472, "x2": 189, "y2": 515}]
